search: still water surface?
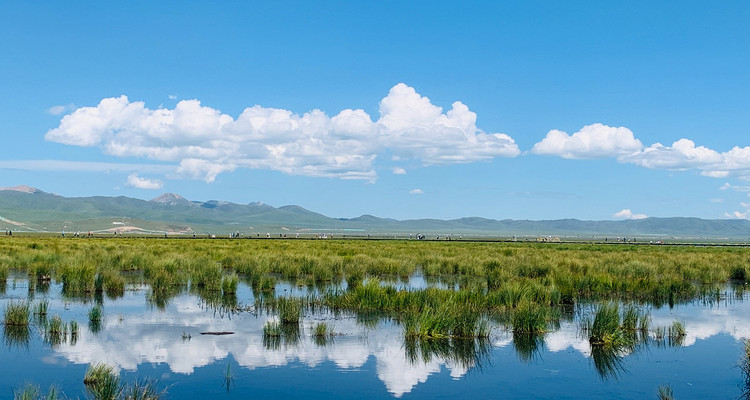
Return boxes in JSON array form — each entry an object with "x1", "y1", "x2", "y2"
[{"x1": 1, "y1": 277, "x2": 748, "y2": 399}]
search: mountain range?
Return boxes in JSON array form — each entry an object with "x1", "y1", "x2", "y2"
[{"x1": 1, "y1": 185, "x2": 749, "y2": 239}]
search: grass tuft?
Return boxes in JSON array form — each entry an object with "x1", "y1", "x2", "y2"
[{"x1": 4, "y1": 301, "x2": 31, "y2": 326}]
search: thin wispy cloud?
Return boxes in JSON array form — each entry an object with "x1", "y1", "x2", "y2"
[
  {"x1": 47, "y1": 104, "x2": 76, "y2": 116},
  {"x1": 392, "y1": 167, "x2": 406, "y2": 175},
  {"x1": 409, "y1": 188, "x2": 424, "y2": 195},
  {"x1": 0, "y1": 160, "x2": 173, "y2": 173}
]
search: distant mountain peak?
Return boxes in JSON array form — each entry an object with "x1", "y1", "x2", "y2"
[
  {"x1": 0, "y1": 185, "x2": 44, "y2": 194},
  {"x1": 150, "y1": 193, "x2": 192, "y2": 206}
]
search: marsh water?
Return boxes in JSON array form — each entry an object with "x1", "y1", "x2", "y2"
[{"x1": 1, "y1": 274, "x2": 748, "y2": 399}]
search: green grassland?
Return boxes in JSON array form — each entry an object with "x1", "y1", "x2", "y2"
[{"x1": 1, "y1": 236, "x2": 748, "y2": 340}]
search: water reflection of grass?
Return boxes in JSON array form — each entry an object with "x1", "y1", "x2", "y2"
[
  {"x1": 740, "y1": 340, "x2": 750, "y2": 400},
  {"x1": 405, "y1": 337, "x2": 491, "y2": 371},
  {"x1": 3, "y1": 324, "x2": 30, "y2": 349}
]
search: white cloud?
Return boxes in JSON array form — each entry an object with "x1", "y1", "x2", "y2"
[
  {"x1": 392, "y1": 167, "x2": 406, "y2": 175},
  {"x1": 726, "y1": 211, "x2": 750, "y2": 220},
  {"x1": 701, "y1": 170, "x2": 729, "y2": 178},
  {"x1": 47, "y1": 104, "x2": 76, "y2": 116},
  {"x1": 532, "y1": 123, "x2": 750, "y2": 181},
  {"x1": 613, "y1": 209, "x2": 647, "y2": 220},
  {"x1": 168, "y1": 94, "x2": 177, "y2": 100},
  {"x1": 726, "y1": 202, "x2": 750, "y2": 220},
  {"x1": 619, "y1": 139, "x2": 723, "y2": 170},
  {"x1": 531, "y1": 123, "x2": 643, "y2": 159},
  {"x1": 409, "y1": 188, "x2": 424, "y2": 195},
  {"x1": 45, "y1": 84, "x2": 520, "y2": 183},
  {"x1": 126, "y1": 173, "x2": 163, "y2": 190}
]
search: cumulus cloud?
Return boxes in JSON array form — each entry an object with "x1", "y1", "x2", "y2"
[
  {"x1": 45, "y1": 84, "x2": 520, "y2": 182},
  {"x1": 531, "y1": 123, "x2": 643, "y2": 159},
  {"x1": 619, "y1": 139, "x2": 723, "y2": 169},
  {"x1": 533, "y1": 123, "x2": 750, "y2": 182},
  {"x1": 409, "y1": 188, "x2": 423, "y2": 195},
  {"x1": 392, "y1": 167, "x2": 406, "y2": 175},
  {"x1": 613, "y1": 209, "x2": 648, "y2": 220},
  {"x1": 126, "y1": 173, "x2": 163, "y2": 190},
  {"x1": 618, "y1": 141, "x2": 750, "y2": 180}
]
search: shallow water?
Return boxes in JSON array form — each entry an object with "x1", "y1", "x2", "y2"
[{"x1": 1, "y1": 277, "x2": 748, "y2": 399}]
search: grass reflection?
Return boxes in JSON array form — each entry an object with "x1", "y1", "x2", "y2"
[
  {"x1": 404, "y1": 337, "x2": 491, "y2": 371},
  {"x1": 3, "y1": 324, "x2": 30, "y2": 349}
]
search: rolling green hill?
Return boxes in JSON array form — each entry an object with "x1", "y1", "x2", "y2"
[{"x1": 1, "y1": 185, "x2": 750, "y2": 239}]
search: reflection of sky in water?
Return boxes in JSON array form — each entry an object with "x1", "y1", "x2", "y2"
[{"x1": 2, "y1": 278, "x2": 750, "y2": 398}]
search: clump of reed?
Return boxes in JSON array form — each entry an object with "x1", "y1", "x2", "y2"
[
  {"x1": 59, "y1": 262, "x2": 96, "y2": 296},
  {"x1": 33, "y1": 299, "x2": 49, "y2": 317},
  {"x1": 84, "y1": 364, "x2": 121, "y2": 400},
  {"x1": 120, "y1": 378, "x2": 164, "y2": 400},
  {"x1": 44, "y1": 314, "x2": 68, "y2": 346},
  {"x1": 84, "y1": 363, "x2": 117, "y2": 386},
  {"x1": 262, "y1": 320, "x2": 300, "y2": 349},
  {"x1": 586, "y1": 304, "x2": 648, "y2": 347},
  {"x1": 402, "y1": 302, "x2": 489, "y2": 340},
  {"x1": 99, "y1": 271, "x2": 126, "y2": 299},
  {"x1": 89, "y1": 305, "x2": 103, "y2": 333},
  {"x1": 12, "y1": 383, "x2": 61, "y2": 400},
  {"x1": 221, "y1": 274, "x2": 238, "y2": 295},
  {"x1": 511, "y1": 302, "x2": 559, "y2": 335},
  {"x1": 190, "y1": 261, "x2": 222, "y2": 292},
  {"x1": 277, "y1": 297, "x2": 302, "y2": 325},
  {"x1": 4, "y1": 300, "x2": 31, "y2": 326},
  {"x1": 32, "y1": 299, "x2": 49, "y2": 326},
  {"x1": 312, "y1": 321, "x2": 334, "y2": 346},
  {"x1": 313, "y1": 321, "x2": 331, "y2": 337}
]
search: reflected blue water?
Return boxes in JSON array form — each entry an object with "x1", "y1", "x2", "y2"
[{"x1": 1, "y1": 277, "x2": 749, "y2": 399}]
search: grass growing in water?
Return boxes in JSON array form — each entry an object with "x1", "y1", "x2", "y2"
[
  {"x1": 44, "y1": 315, "x2": 68, "y2": 346},
  {"x1": 12, "y1": 383, "x2": 60, "y2": 400},
  {"x1": 511, "y1": 302, "x2": 558, "y2": 334},
  {"x1": 4, "y1": 301, "x2": 30, "y2": 326},
  {"x1": 277, "y1": 297, "x2": 302, "y2": 325},
  {"x1": 32, "y1": 299, "x2": 48, "y2": 317},
  {"x1": 89, "y1": 305, "x2": 103, "y2": 333},
  {"x1": 221, "y1": 274, "x2": 238, "y2": 295},
  {"x1": 587, "y1": 304, "x2": 648, "y2": 347}
]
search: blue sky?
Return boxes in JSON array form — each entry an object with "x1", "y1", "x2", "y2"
[{"x1": 1, "y1": 1, "x2": 749, "y2": 221}]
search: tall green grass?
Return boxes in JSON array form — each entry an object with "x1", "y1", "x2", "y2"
[{"x1": 4, "y1": 301, "x2": 30, "y2": 326}]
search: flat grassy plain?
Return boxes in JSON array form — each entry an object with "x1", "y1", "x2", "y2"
[{"x1": 1, "y1": 236, "x2": 748, "y2": 339}]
